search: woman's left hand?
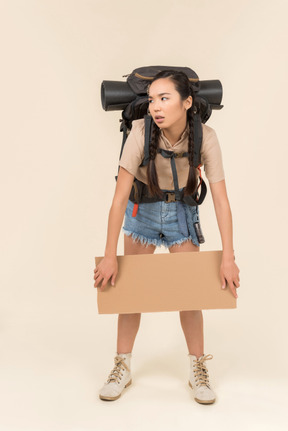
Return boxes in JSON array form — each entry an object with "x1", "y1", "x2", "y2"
[{"x1": 220, "y1": 255, "x2": 240, "y2": 298}]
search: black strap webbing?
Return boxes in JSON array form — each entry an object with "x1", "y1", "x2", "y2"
[
  {"x1": 158, "y1": 149, "x2": 186, "y2": 201},
  {"x1": 193, "y1": 113, "x2": 202, "y2": 167},
  {"x1": 142, "y1": 114, "x2": 152, "y2": 167}
]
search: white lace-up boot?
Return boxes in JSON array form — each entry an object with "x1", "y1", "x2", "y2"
[
  {"x1": 99, "y1": 353, "x2": 132, "y2": 401},
  {"x1": 188, "y1": 353, "x2": 216, "y2": 404}
]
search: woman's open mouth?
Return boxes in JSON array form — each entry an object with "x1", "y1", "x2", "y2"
[{"x1": 155, "y1": 116, "x2": 165, "y2": 123}]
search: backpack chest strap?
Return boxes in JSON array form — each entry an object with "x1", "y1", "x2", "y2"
[{"x1": 157, "y1": 148, "x2": 188, "y2": 200}]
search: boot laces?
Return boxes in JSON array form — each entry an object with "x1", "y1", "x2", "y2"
[
  {"x1": 106, "y1": 355, "x2": 130, "y2": 384},
  {"x1": 193, "y1": 354, "x2": 213, "y2": 388}
]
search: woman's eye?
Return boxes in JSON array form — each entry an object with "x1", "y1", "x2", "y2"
[
  {"x1": 162, "y1": 97, "x2": 168, "y2": 101},
  {"x1": 148, "y1": 100, "x2": 153, "y2": 103}
]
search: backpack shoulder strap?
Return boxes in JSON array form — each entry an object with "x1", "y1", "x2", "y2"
[
  {"x1": 115, "y1": 114, "x2": 152, "y2": 181},
  {"x1": 115, "y1": 121, "x2": 129, "y2": 181},
  {"x1": 139, "y1": 114, "x2": 152, "y2": 167},
  {"x1": 193, "y1": 113, "x2": 203, "y2": 168}
]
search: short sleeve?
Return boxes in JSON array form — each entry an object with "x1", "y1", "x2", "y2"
[
  {"x1": 201, "y1": 127, "x2": 225, "y2": 184},
  {"x1": 118, "y1": 119, "x2": 145, "y2": 177}
]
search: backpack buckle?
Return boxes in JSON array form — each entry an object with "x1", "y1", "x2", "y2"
[
  {"x1": 165, "y1": 192, "x2": 176, "y2": 203},
  {"x1": 174, "y1": 151, "x2": 185, "y2": 158}
]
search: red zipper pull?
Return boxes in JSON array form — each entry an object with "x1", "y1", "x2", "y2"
[{"x1": 132, "y1": 203, "x2": 139, "y2": 217}]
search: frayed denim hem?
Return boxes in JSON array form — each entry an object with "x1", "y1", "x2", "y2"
[
  {"x1": 122, "y1": 228, "x2": 163, "y2": 248},
  {"x1": 166, "y1": 235, "x2": 200, "y2": 249},
  {"x1": 123, "y1": 228, "x2": 199, "y2": 249}
]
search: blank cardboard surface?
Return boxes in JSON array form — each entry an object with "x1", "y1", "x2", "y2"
[{"x1": 95, "y1": 250, "x2": 236, "y2": 314}]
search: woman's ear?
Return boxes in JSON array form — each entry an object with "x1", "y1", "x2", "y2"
[{"x1": 185, "y1": 95, "x2": 192, "y2": 110}]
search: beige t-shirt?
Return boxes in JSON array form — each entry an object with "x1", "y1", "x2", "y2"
[{"x1": 118, "y1": 118, "x2": 225, "y2": 190}]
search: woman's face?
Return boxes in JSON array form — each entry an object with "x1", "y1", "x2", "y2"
[{"x1": 148, "y1": 78, "x2": 192, "y2": 130}]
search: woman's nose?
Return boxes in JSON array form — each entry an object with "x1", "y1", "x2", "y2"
[{"x1": 152, "y1": 101, "x2": 160, "y2": 111}]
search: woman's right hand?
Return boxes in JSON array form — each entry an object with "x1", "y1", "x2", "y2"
[{"x1": 94, "y1": 256, "x2": 118, "y2": 291}]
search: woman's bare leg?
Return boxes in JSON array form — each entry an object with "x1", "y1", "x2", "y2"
[
  {"x1": 117, "y1": 235, "x2": 156, "y2": 354},
  {"x1": 169, "y1": 240, "x2": 204, "y2": 358}
]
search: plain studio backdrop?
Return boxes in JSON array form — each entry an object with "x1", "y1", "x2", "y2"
[{"x1": 0, "y1": 0, "x2": 287, "y2": 430}]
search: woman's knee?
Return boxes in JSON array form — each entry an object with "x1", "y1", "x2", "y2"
[
  {"x1": 119, "y1": 312, "x2": 141, "y2": 319},
  {"x1": 179, "y1": 310, "x2": 202, "y2": 316}
]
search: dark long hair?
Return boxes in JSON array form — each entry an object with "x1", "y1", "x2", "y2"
[{"x1": 146, "y1": 70, "x2": 197, "y2": 198}]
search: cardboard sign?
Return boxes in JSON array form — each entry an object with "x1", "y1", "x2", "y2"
[{"x1": 95, "y1": 250, "x2": 236, "y2": 314}]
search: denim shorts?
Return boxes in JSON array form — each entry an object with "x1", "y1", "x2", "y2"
[{"x1": 122, "y1": 198, "x2": 201, "y2": 249}]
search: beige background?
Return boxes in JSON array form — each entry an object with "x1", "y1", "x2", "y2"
[{"x1": 0, "y1": 0, "x2": 287, "y2": 429}]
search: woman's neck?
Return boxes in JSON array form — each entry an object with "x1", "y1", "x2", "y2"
[{"x1": 162, "y1": 117, "x2": 187, "y2": 146}]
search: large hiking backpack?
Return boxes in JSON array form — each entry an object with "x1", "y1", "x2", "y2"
[{"x1": 101, "y1": 66, "x2": 223, "y2": 214}]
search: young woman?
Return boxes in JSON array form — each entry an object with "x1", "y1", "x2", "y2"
[{"x1": 94, "y1": 70, "x2": 240, "y2": 404}]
